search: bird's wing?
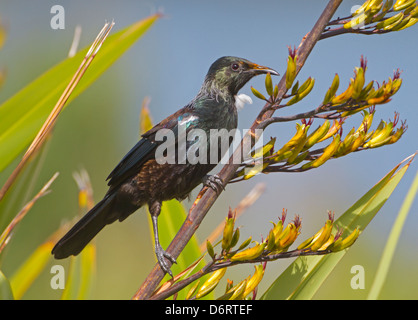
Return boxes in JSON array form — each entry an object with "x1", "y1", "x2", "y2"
[
  {"x1": 106, "y1": 107, "x2": 198, "y2": 188},
  {"x1": 106, "y1": 137, "x2": 156, "y2": 187}
]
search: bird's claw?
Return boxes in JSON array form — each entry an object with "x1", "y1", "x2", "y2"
[
  {"x1": 155, "y1": 244, "x2": 177, "y2": 277},
  {"x1": 203, "y1": 174, "x2": 225, "y2": 193}
]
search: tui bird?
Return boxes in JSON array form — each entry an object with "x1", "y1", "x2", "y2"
[{"x1": 52, "y1": 56, "x2": 279, "y2": 276}]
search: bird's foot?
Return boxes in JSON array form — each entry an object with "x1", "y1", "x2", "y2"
[
  {"x1": 155, "y1": 244, "x2": 177, "y2": 277},
  {"x1": 202, "y1": 174, "x2": 225, "y2": 194}
]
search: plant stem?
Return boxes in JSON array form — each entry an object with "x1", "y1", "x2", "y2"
[{"x1": 150, "y1": 249, "x2": 331, "y2": 300}]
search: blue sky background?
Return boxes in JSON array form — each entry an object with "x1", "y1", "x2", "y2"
[{"x1": 0, "y1": 1, "x2": 417, "y2": 299}]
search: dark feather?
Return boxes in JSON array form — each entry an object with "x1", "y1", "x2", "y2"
[
  {"x1": 52, "y1": 194, "x2": 117, "y2": 259},
  {"x1": 106, "y1": 107, "x2": 196, "y2": 188},
  {"x1": 106, "y1": 138, "x2": 156, "y2": 187}
]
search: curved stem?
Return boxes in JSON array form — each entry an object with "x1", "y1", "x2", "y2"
[{"x1": 150, "y1": 249, "x2": 331, "y2": 300}]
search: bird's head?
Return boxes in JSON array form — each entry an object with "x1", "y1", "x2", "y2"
[{"x1": 204, "y1": 56, "x2": 279, "y2": 98}]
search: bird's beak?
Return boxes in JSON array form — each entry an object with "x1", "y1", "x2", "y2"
[{"x1": 248, "y1": 63, "x2": 280, "y2": 76}]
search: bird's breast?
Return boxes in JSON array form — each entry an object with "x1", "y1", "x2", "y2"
[{"x1": 126, "y1": 159, "x2": 216, "y2": 204}]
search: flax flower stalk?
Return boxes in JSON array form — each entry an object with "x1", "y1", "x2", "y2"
[{"x1": 0, "y1": 172, "x2": 59, "y2": 254}]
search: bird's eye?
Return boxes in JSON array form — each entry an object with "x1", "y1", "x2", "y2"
[{"x1": 231, "y1": 63, "x2": 240, "y2": 71}]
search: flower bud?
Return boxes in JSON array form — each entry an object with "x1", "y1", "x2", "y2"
[
  {"x1": 230, "y1": 228, "x2": 240, "y2": 249},
  {"x1": 332, "y1": 82, "x2": 353, "y2": 105},
  {"x1": 251, "y1": 86, "x2": 266, "y2": 101},
  {"x1": 393, "y1": 0, "x2": 416, "y2": 11},
  {"x1": 229, "y1": 279, "x2": 248, "y2": 300},
  {"x1": 265, "y1": 72, "x2": 273, "y2": 96},
  {"x1": 329, "y1": 228, "x2": 360, "y2": 252},
  {"x1": 334, "y1": 128, "x2": 356, "y2": 157},
  {"x1": 272, "y1": 220, "x2": 284, "y2": 240},
  {"x1": 376, "y1": 12, "x2": 404, "y2": 29},
  {"x1": 275, "y1": 123, "x2": 308, "y2": 161},
  {"x1": 196, "y1": 268, "x2": 227, "y2": 299},
  {"x1": 286, "y1": 77, "x2": 315, "y2": 106},
  {"x1": 243, "y1": 161, "x2": 268, "y2": 180},
  {"x1": 318, "y1": 119, "x2": 343, "y2": 143},
  {"x1": 310, "y1": 219, "x2": 334, "y2": 251},
  {"x1": 206, "y1": 240, "x2": 215, "y2": 259},
  {"x1": 344, "y1": 11, "x2": 369, "y2": 29},
  {"x1": 350, "y1": 131, "x2": 366, "y2": 152},
  {"x1": 237, "y1": 236, "x2": 252, "y2": 251},
  {"x1": 323, "y1": 74, "x2": 340, "y2": 105},
  {"x1": 302, "y1": 134, "x2": 341, "y2": 169},
  {"x1": 364, "y1": 120, "x2": 393, "y2": 148},
  {"x1": 252, "y1": 137, "x2": 276, "y2": 159},
  {"x1": 286, "y1": 55, "x2": 297, "y2": 89},
  {"x1": 304, "y1": 120, "x2": 331, "y2": 150},
  {"x1": 186, "y1": 280, "x2": 200, "y2": 300},
  {"x1": 243, "y1": 265, "x2": 265, "y2": 298},
  {"x1": 297, "y1": 235, "x2": 315, "y2": 250},
  {"x1": 273, "y1": 84, "x2": 279, "y2": 99},
  {"x1": 276, "y1": 223, "x2": 300, "y2": 251},
  {"x1": 222, "y1": 209, "x2": 236, "y2": 251},
  {"x1": 352, "y1": 67, "x2": 365, "y2": 100},
  {"x1": 266, "y1": 229, "x2": 276, "y2": 251},
  {"x1": 230, "y1": 242, "x2": 266, "y2": 262}
]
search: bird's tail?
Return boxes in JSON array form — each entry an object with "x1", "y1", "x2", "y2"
[{"x1": 52, "y1": 194, "x2": 118, "y2": 259}]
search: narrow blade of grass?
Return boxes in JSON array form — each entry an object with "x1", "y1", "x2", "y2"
[
  {"x1": 368, "y1": 165, "x2": 418, "y2": 299},
  {"x1": 0, "y1": 138, "x2": 51, "y2": 232},
  {"x1": 60, "y1": 256, "x2": 79, "y2": 300},
  {"x1": 0, "y1": 270, "x2": 14, "y2": 300},
  {"x1": 78, "y1": 241, "x2": 96, "y2": 299},
  {"x1": 0, "y1": 173, "x2": 59, "y2": 254},
  {"x1": 59, "y1": 243, "x2": 96, "y2": 300},
  {"x1": 9, "y1": 241, "x2": 54, "y2": 300}
]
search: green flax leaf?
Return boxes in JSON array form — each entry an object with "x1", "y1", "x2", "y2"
[
  {"x1": 0, "y1": 270, "x2": 14, "y2": 300},
  {"x1": 368, "y1": 165, "x2": 418, "y2": 299},
  {"x1": 10, "y1": 241, "x2": 54, "y2": 300}
]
